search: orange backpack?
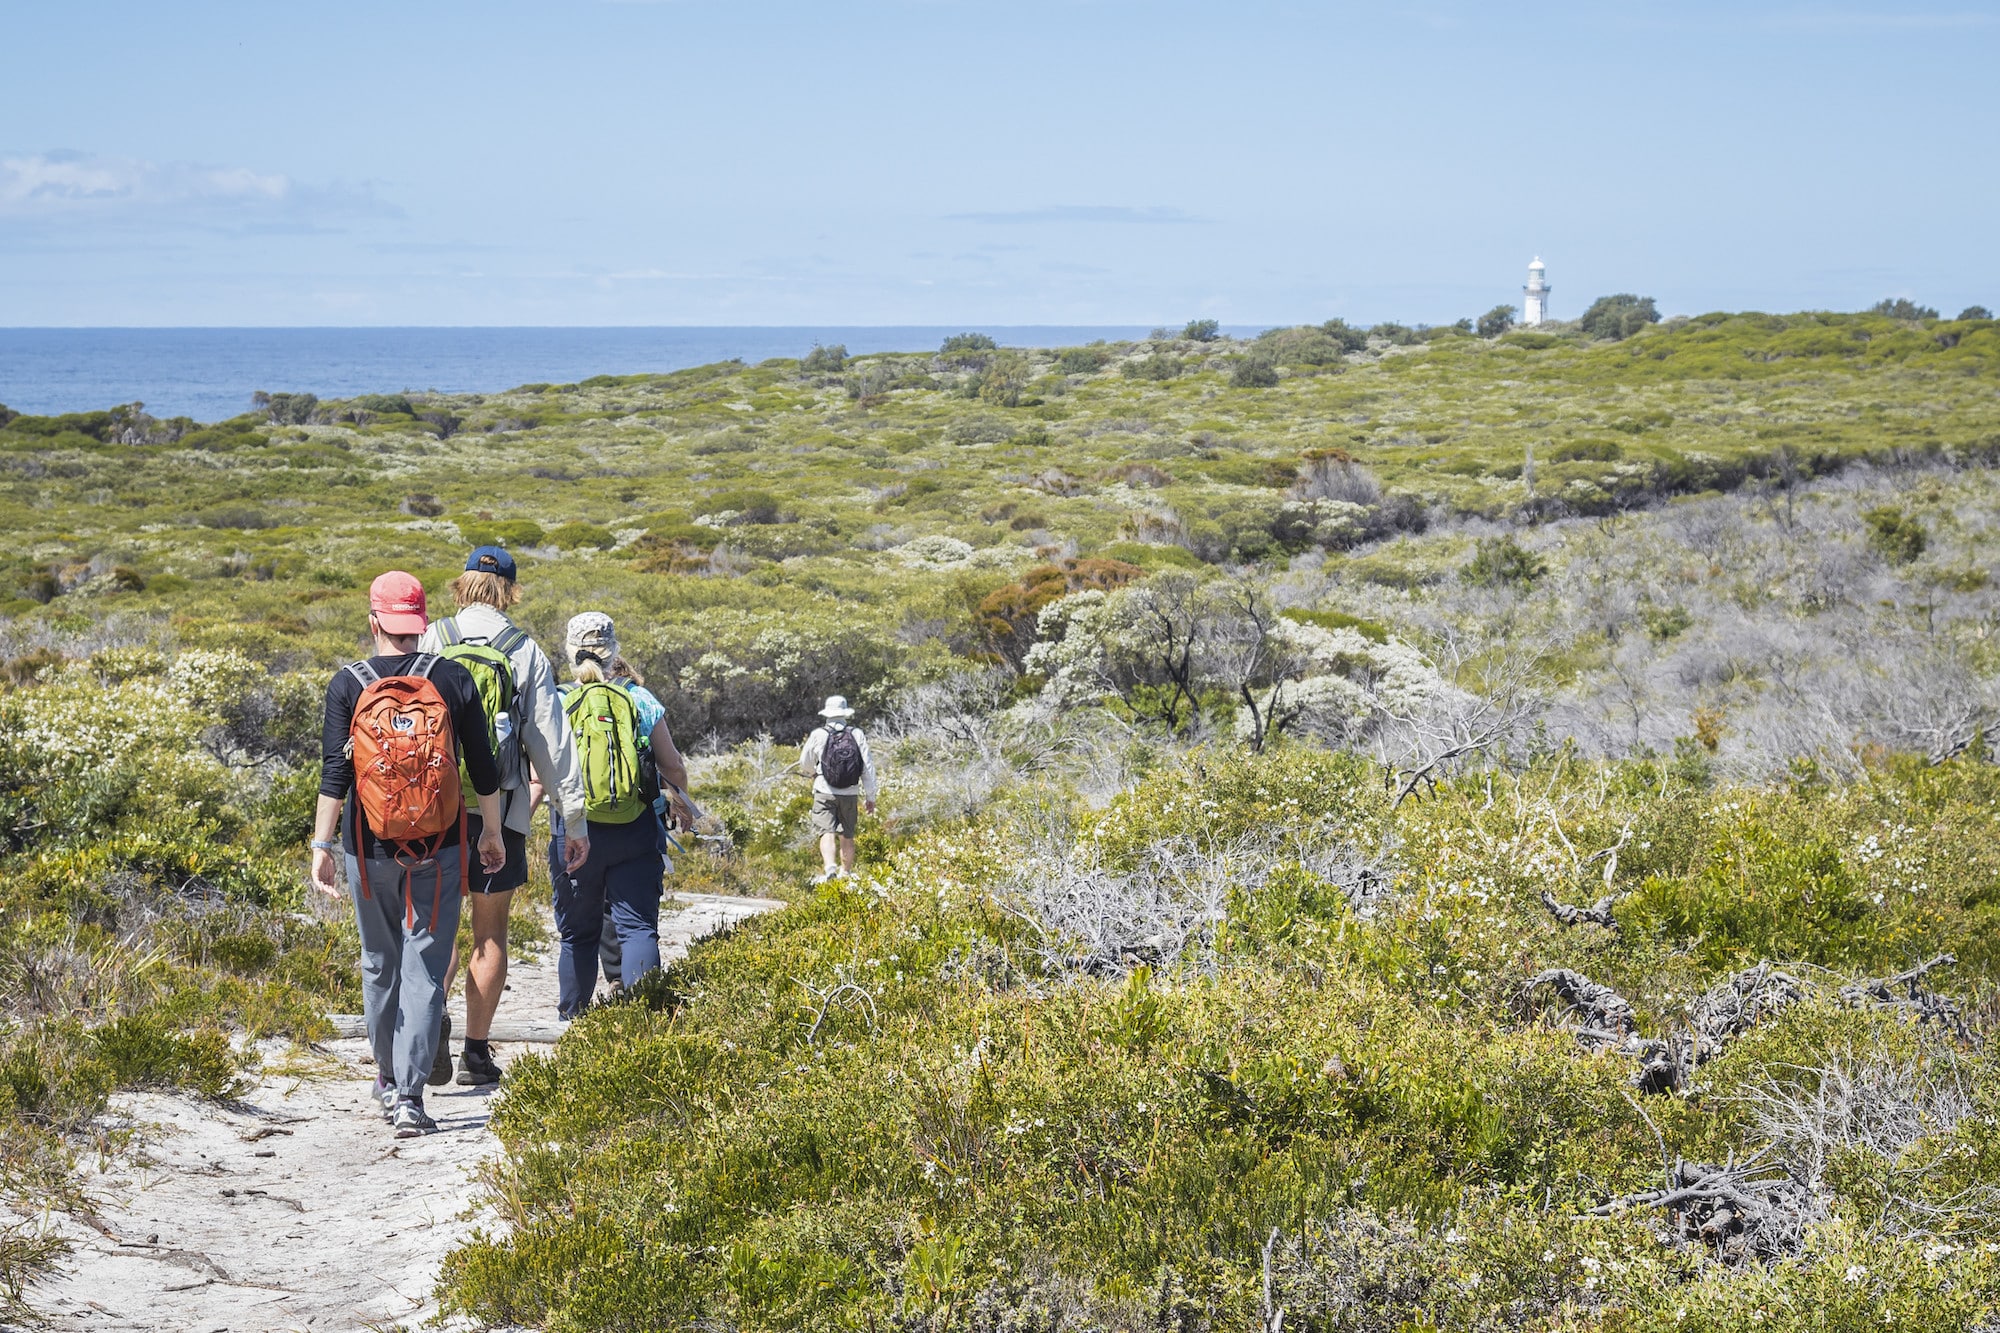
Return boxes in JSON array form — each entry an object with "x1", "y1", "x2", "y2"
[{"x1": 345, "y1": 655, "x2": 462, "y2": 848}]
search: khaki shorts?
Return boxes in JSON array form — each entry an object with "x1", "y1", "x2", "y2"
[{"x1": 810, "y1": 792, "x2": 860, "y2": 838}]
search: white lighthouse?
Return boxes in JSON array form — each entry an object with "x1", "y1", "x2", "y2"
[{"x1": 1523, "y1": 256, "x2": 1551, "y2": 326}]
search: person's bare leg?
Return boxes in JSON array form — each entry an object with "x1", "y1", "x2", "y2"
[
  {"x1": 463, "y1": 889, "x2": 514, "y2": 1040},
  {"x1": 838, "y1": 835, "x2": 857, "y2": 872},
  {"x1": 818, "y1": 831, "x2": 839, "y2": 874}
]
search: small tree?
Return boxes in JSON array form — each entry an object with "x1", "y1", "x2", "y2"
[
  {"x1": 977, "y1": 350, "x2": 1031, "y2": 407},
  {"x1": 1316, "y1": 319, "x2": 1367, "y2": 353},
  {"x1": 1477, "y1": 304, "x2": 1517, "y2": 338},
  {"x1": 1868, "y1": 298, "x2": 1938, "y2": 321},
  {"x1": 1578, "y1": 295, "x2": 1660, "y2": 341},
  {"x1": 1957, "y1": 305, "x2": 1992, "y2": 321},
  {"x1": 801, "y1": 343, "x2": 846, "y2": 373},
  {"x1": 940, "y1": 332, "x2": 997, "y2": 355},
  {"x1": 1464, "y1": 535, "x2": 1548, "y2": 588},
  {"x1": 1863, "y1": 505, "x2": 1926, "y2": 564},
  {"x1": 1182, "y1": 318, "x2": 1221, "y2": 342}
]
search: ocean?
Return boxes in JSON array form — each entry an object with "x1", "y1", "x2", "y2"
[{"x1": 0, "y1": 326, "x2": 1185, "y2": 424}]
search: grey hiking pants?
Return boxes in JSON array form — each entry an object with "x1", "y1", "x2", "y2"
[{"x1": 346, "y1": 847, "x2": 463, "y2": 1101}]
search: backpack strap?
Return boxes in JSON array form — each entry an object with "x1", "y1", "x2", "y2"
[
  {"x1": 345, "y1": 660, "x2": 381, "y2": 689},
  {"x1": 411, "y1": 653, "x2": 439, "y2": 679},
  {"x1": 492, "y1": 625, "x2": 529, "y2": 657},
  {"x1": 435, "y1": 617, "x2": 462, "y2": 647}
]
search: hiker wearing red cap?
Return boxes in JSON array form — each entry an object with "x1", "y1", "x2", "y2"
[{"x1": 308, "y1": 571, "x2": 506, "y2": 1138}]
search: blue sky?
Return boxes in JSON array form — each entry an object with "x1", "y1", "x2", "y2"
[{"x1": 2, "y1": 1, "x2": 1995, "y2": 326}]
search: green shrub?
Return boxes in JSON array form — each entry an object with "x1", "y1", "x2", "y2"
[
  {"x1": 1476, "y1": 304, "x2": 1517, "y2": 338},
  {"x1": 457, "y1": 518, "x2": 546, "y2": 549},
  {"x1": 1869, "y1": 297, "x2": 1939, "y2": 321},
  {"x1": 1579, "y1": 293, "x2": 1661, "y2": 341},
  {"x1": 703, "y1": 489, "x2": 786, "y2": 524},
  {"x1": 1053, "y1": 345, "x2": 1112, "y2": 374},
  {"x1": 196, "y1": 506, "x2": 276, "y2": 530},
  {"x1": 1230, "y1": 354, "x2": 1279, "y2": 388},
  {"x1": 1123, "y1": 352, "x2": 1182, "y2": 381},
  {"x1": 1463, "y1": 535, "x2": 1547, "y2": 587},
  {"x1": 800, "y1": 343, "x2": 847, "y2": 373},
  {"x1": 1863, "y1": 504, "x2": 1926, "y2": 563},
  {"x1": 547, "y1": 520, "x2": 617, "y2": 550}
]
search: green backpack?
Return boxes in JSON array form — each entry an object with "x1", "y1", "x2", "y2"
[
  {"x1": 561, "y1": 680, "x2": 648, "y2": 825},
  {"x1": 434, "y1": 619, "x2": 529, "y2": 790}
]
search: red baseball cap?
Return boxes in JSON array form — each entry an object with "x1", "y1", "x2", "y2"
[{"x1": 368, "y1": 570, "x2": 428, "y2": 635}]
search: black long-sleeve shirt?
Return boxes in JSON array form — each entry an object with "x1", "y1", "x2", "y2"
[{"x1": 320, "y1": 653, "x2": 500, "y2": 857}]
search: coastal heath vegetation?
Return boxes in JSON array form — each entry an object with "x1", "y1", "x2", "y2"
[{"x1": 1, "y1": 303, "x2": 2000, "y2": 1326}]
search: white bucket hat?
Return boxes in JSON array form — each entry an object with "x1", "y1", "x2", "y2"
[{"x1": 819, "y1": 694, "x2": 855, "y2": 719}]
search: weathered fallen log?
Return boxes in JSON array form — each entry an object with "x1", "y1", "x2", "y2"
[
  {"x1": 1593, "y1": 1156, "x2": 1821, "y2": 1263},
  {"x1": 1840, "y1": 953, "x2": 1973, "y2": 1043},
  {"x1": 1527, "y1": 963, "x2": 1807, "y2": 1095},
  {"x1": 1524, "y1": 968, "x2": 1636, "y2": 1035},
  {"x1": 1539, "y1": 890, "x2": 1620, "y2": 930}
]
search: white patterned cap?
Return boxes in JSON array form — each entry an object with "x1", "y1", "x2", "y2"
[{"x1": 565, "y1": 611, "x2": 618, "y2": 666}]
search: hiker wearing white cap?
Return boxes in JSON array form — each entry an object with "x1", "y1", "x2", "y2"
[
  {"x1": 797, "y1": 694, "x2": 878, "y2": 884},
  {"x1": 417, "y1": 545, "x2": 590, "y2": 1087},
  {"x1": 547, "y1": 612, "x2": 692, "y2": 1017}
]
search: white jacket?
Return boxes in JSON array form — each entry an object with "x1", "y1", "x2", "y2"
[{"x1": 420, "y1": 604, "x2": 587, "y2": 835}]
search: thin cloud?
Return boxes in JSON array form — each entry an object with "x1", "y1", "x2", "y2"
[
  {"x1": 1758, "y1": 10, "x2": 1997, "y2": 29},
  {"x1": 947, "y1": 204, "x2": 1203, "y2": 225},
  {"x1": 0, "y1": 150, "x2": 394, "y2": 224}
]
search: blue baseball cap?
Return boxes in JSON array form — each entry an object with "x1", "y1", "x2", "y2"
[{"x1": 465, "y1": 545, "x2": 518, "y2": 581}]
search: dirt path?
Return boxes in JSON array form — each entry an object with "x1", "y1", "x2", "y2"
[{"x1": 32, "y1": 891, "x2": 781, "y2": 1333}]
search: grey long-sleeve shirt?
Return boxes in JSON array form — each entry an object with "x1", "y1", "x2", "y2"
[
  {"x1": 799, "y1": 723, "x2": 878, "y2": 800},
  {"x1": 420, "y1": 603, "x2": 586, "y2": 834}
]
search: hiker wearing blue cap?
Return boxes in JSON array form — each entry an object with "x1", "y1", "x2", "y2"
[{"x1": 416, "y1": 545, "x2": 590, "y2": 1086}]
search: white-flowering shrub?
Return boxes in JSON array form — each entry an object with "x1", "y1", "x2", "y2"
[
  {"x1": 894, "y1": 535, "x2": 976, "y2": 568},
  {"x1": 166, "y1": 648, "x2": 263, "y2": 716},
  {"x1": 1, "y1": 669, "x2": 198, "y2": 774}
]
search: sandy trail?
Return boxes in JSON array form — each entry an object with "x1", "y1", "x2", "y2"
[{"x1": 31, "y1": 891, "x2": 781, "y2": 1333}]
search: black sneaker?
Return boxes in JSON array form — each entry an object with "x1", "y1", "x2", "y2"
[
  {"x1": 391, "y1": 1099, "x2": 437, "y2": 1138},
  {"x1": 428, "y1": 1011, "x2": 453, "y2": 1087},
  {"x1": 456, "y1": 1045, "x2": 502, "y2": 1087}
]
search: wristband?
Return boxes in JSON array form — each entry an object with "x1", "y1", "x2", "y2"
[{"x1": 310, "y1": 839, "x2": 339, "y2": 853}]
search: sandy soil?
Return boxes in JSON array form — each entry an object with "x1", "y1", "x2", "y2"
[{"x1": 29, "y1": 891, "x2": 781, "y2": 1333}]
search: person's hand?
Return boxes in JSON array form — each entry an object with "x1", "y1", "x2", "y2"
[
  {"x1": 309, "y1": 847, "x2": 341, "y2": 900},
  {"x1": 864, "y1": 799, "x2": 877, "y2": 816},
  {"x1": 563, "y1": 832, "x2": 592, "y2": 874},
  {"x1": 670, "y1": 792, "x2": 696, "y2": 831},
  {"x1": 478, "y1": 826, "x2": 506, "y2": 874}
]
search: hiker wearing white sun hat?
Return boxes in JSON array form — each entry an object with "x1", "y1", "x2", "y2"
[{"x1": 797, "y1": 694, "x2": 878, "y2": 883}]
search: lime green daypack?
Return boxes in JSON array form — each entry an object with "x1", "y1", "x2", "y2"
[
  {"x1": 434, "y1": 619, "x2": 529, "y2": 790},
  {"x1": 561, "y1": 680, "x2": 648, "y2": 825}
]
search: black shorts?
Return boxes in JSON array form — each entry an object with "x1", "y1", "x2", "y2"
[{"x1": 466, "y1": 812, "x2": 529, "y2": 895}]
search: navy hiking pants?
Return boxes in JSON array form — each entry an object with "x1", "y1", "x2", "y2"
[{"x1": 550, "y1": 816, "x2": 662, "y2": 1018}]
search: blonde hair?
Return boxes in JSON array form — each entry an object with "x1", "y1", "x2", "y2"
[
  {"x1": 570, "y1": 652, "x2": 608, "y2": 684},
  {"x1": 450, "y1": 570, "x2": 522, "y2": 611}
]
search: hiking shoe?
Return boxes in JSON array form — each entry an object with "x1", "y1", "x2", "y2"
[
  {"x1": 811, "y1": 868, "x2": 838, "y2": 885},
  {"x1": 428, "y1": 1012, "x2": 453, "y2": 1087},
  {"x1": 391, "y1": 1100, "x2": 437, "y2": 1138},
  {"x1": 456, "y1": 1045, "x2": 502, "y2": 1087},
  {"x1": 374, "y1": 1078, "x2": 397, "y2": 1121}
]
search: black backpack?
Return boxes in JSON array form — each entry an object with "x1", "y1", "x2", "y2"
[{"x1": 820, "y1": 726, "x2": 865, "y2": 789}]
